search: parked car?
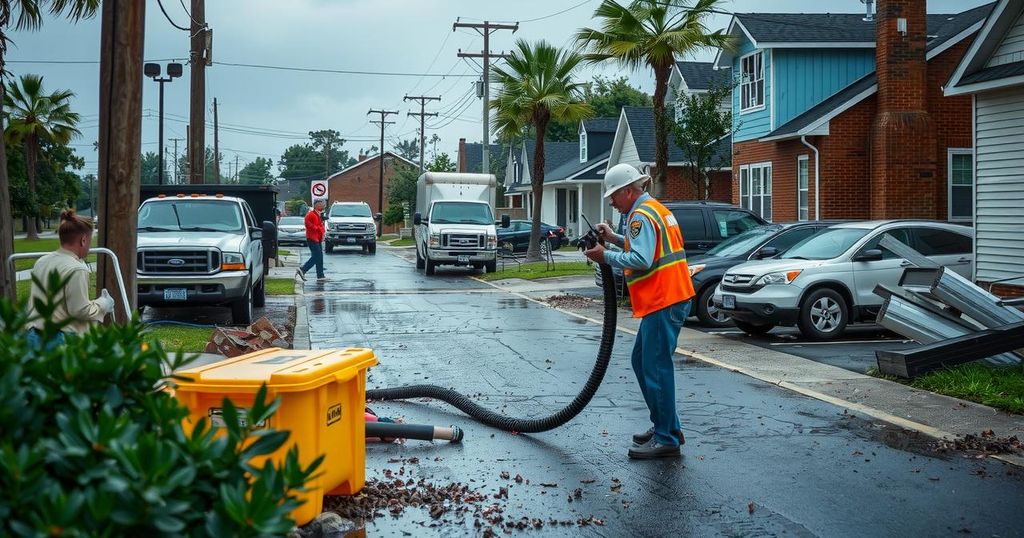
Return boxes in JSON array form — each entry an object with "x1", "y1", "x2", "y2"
[
  {"x1": 497, "y1": 220, "x2": 566, "y2": 253},
  {"x1": 713, "y1": 220, "x2": 974, "y2": 340},
  {"x1": 687, "y1": 221, "x2": 840, "y2": 327},
  {"x1": 595, "y1": 201, "x2": 767, "y2": 297},
  {"x1": 277, "y1": 216, "x2": 306, "y2": 245},
  {"x1": 325, "y1": 201, "x2": 377, "y2": 254},
  {"x1": 136, "y1": 195, "x2": 271, "y2": 325}
]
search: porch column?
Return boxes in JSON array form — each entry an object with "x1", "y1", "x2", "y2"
[{"x1": 577, "y1": 183, "x2": 584, "y2": 237}]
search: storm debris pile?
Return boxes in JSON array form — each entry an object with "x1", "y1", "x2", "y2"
[
  {"x1": 937, "y1": 430, "x2": 1023, "y2": 455},
  {"x1": 545, "y1": 294, "x2": 596, "y2": 310}
]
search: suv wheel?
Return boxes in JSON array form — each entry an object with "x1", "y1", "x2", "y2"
[
  {"x1": 416, "y1": 247, "x2": 425, "y2": 269},
  {"x1": 734, "y1": 319, "x2": 775, "y2": 336},
  {"x1": 368, "y1": 242, "x2": 376, "y2": 255},
  {"x1": 798, "y1": 288, "x2": 848, "y2": 341},
  {"x1": 325, "y1": 242, "x2": 334, "y2": 254},
  {"x1": 231, "y1": 278, "x2": 254, "y2": 325},
  {"x1": 425, "y1": 254, "x2": 436, "y2": 275},
  {"x1": 253, "y1": 275, "x2": 266, "y2": 308},
  {"x1": 485, "y1": 260, "x2": 497, "y2": 273},
  {"x1": 695, "y1": 284, "x2": 731, "y2": 328}
]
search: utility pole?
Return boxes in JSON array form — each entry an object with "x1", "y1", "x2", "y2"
[
  {"x1": 213, "y1": 97, "x2": 220, "y2": 182},
  {"x1": 235, "y1": 155, "x2": 240, "y2": 182},
  {"x1": 170, "y1": 137, "x2": 184, "y2": 184},
  {"x1": 97, "y1": 0, "x2": 145, "y2": 319},
  {"x1": 323, "y1": 138, "x2": 331, "y2": 180},
  {"x1": 453, "y1": 20, "x2": 517, "y2": 174},
  {"x1": 404, "y1": 95, "x2": 441, "y2": 172},
  {"x1": 367, "y1": 109, "x2": 397, "y2": 237},
  {"x1": 188, "y1": 0, "x2": 209, "y2": 183}
]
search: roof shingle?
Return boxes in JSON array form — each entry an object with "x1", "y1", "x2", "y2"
[{"x1": 674, "y1": 61, "x2": 732, "y2": 90}]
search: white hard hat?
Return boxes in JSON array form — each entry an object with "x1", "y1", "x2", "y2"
[{"x1": 603, "y1": 163, "x2": 649, "y2": 199}]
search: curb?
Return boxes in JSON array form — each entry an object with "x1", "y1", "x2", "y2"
[{"x1": 292, "y1": 278, "x2": 310, "y2": 350}]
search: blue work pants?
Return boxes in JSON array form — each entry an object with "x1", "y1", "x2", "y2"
[
  {"x1": 631, "y1": 300, "x2": 690, "y2": 446},
  {"x1": 300, "y1": 239, "x2": 325, "y2": 278}
]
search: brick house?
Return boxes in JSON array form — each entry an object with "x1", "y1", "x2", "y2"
[
  {"x1": 944, "y1": 0, "x2": 1024, "y2": 296},
  {"x1": 325, "y1": 151, "x2": 416, "y2": 234},
  {"x1": 716, "y1": 1, "x2": 992, "y2": 222}
]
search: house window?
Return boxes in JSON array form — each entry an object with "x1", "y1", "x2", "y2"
[
  {"x1": 797, "y1": 155, "x2": 809, "y2": 221},
  {"x1": 948, "y1": 149, "x2": 973, "y2": 222},
  {"x1": 739, "y1": 162, "x2": 772, "y2": 221},
  {"x1": 740, "y1": 51, "x2": 764, "y2": 112},
  {"x1": 580, "y1": 131, "x2": 587, "y2": 163}
]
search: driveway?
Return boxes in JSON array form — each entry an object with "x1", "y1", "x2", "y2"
[{"x1": 300, "y1": 247, "x2": 1024, "y2": 536}]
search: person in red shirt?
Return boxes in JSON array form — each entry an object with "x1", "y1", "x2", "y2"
[{"x1": 296, "y1": 200, "x2": 326, "y2": 281}]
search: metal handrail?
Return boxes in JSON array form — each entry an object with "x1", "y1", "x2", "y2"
[{"x1": 7, "y1": 248, "x2": 131, "y2": 324}]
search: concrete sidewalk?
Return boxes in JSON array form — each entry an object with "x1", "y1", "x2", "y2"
[{"x1": 477, "y1": 274, "x2": 1024, "y2": 467}]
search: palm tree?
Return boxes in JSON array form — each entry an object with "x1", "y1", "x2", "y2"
[
  {"x1": 5, "y1": 74, "x2": 82, "y2": 240},
  {"x1": 0, "y1": 0, "x2": 99, "y2": 300},
  {"x1": 490, "y1": 39, "x2": 593, "y2": 262},
  {"x1": 576, "y1": 0, "x2": 731, "y2": 196}
]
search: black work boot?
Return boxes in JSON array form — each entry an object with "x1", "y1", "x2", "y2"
[
  {"x1": 632, "y1": 427, "x2": 685, "y2": 446},
  {"x1": 628, "y1": 440, "x2": 681, "y2": 460}
]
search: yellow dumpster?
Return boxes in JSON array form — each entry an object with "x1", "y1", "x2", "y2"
[{"x1": 173, "y1": 347, "x2": 377, "y2": 525}]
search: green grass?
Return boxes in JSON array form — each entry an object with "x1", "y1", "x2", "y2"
[
  {"x1": 277, "y1": 249, "x2": 293, "y2": 256},
  {"x1": 17, "y1": 273, "x2": 97, "y2": 301},
  {"x1": 381, "y1": 233, "x2": 399, "y2": 240},
  {"x1": 477, "y1": 261, "x2": 594, "y2": 281},
  {"x1": 389, "y1": 238, "x2": 415, "y2": 247},
  {"x1": 147, "y1": 325, "x2": 214, "y2": 354},
  {"x1": 14, "y1": 237, "x2": 98, "y2": 271},
  {"x1": 265, "y1": 277, "x2": 296, "y2": 296},
  {"x1": 870, "y1": 363, "x2": 1024, "y2": 414}
]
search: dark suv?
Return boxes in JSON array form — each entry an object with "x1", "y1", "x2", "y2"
[{"x1": 595, "y1": 201, "x2": 767, "y2": 297}]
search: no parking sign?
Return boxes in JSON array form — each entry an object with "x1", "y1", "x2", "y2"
[{"x1": 311, "y1": 180, "x2": 328, "y2": 203}]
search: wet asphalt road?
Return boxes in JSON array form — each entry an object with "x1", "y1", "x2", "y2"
[{"x1": 305, "y1": 247, "x2": 1024, "y2": 537}]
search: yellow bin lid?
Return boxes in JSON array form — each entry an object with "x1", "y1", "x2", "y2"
[{"x1": 174, "y1": 348, "x2": 378, "y2": 393}]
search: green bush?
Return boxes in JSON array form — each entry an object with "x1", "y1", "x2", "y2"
[
  {"x1": 0, "y1": 274, "x2": 323, "y2": 536},
  {"x1": 382, "y1": 203, "x2": 405, "y2": 227}
]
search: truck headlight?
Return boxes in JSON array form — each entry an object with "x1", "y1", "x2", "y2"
[
  {"x1": 755, "y1": 270, "x2": 802, "y2": 286},
  {"x1": 487, "y1": 234, "x2": 497, "y2": 249},
  {"x1": 429, "y1": 233, "x2": 440, "y2": 248},
  {"x1": 222, "y1": 252, "x2": 246, "y2": 271}
]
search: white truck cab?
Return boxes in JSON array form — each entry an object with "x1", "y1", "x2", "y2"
[
  {"x1": 325, "y1": 201, "x2": 378, "y2": 254},
  {"x1": 413, "y1": 172, "x2": 509, "y2": 275}
]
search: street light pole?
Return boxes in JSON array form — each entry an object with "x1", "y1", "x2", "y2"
[{"x1": 144, "y1": 62, "x2": 182, "y2": 185}]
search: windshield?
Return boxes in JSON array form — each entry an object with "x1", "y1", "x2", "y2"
[
  {"x1": 781, "y1": 228, "x2": 870, "y2": 260},
  {"x1": 329, "y1": 204, "x2": 371, "y2": 218},
  {"x1": 138, "y1": 200, "x2": 244, "y2": 233},
  {"x1": 280, "y1": 217, "x2": 303, "y2": 225},
  {"x1": 430, "y1": 201, "x2": 494, "y2": 225},
  {"x1": 704, "y1": 225, "x2": 780, "y2": 258}
]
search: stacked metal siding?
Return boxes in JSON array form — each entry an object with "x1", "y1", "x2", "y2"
[{"x1": 974, "y1": 87, "x2": 1024, "y2": 282}]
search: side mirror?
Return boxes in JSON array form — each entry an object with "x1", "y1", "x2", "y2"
[
  {"x1": 374, "y1": 212, "x2": 382, "y2": 221},
  {"x1": 250, "y1": 226, "x2": 263, "y2": 240},
  {"x1": 854, "y1": 249, "x2": 884, "y2": 262},
  {"x1": 413, "y1": 213, "x2": 422, "y2": 226},
  {"x1": 501, "y1": 215, "x2": 511, "y2": 228},
  {"x1": 261, "y1": 220, "x2": 278, "y2": 259},
  {"x1": 756, "y1": 246, "x2": 779, "y2": 259}
]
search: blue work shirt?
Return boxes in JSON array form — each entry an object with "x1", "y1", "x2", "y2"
[{"x1": 604, "y1": 193, "x2": 658, "y2": 271}]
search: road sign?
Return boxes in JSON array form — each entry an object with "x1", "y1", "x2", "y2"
[{"x1": 311, "y1": 180, "x2": 328, "y2": 201}]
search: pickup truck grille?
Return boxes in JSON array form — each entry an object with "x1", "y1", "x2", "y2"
[
  {"x1": 332, "y1": 223, "x2": 367, "y2": 232},
  {"x1": 138, "y1": 249, "x2": 220, "y2": 274},
  {"x1": 442, "y1": 233, "x2": 484, "y2": 248}
]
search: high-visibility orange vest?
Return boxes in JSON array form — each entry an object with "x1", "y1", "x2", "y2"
[{"x1": 623, "y1": 198, "x2": 696, "y2": 318}]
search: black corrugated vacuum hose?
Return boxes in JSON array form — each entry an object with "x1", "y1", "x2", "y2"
[{"x1": 365, "y1": 261, "x2": 617, "y2": 434}]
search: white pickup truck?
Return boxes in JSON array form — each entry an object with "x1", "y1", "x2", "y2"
[{"x1": 413, "y1": 172, "x2": 509, "y2": 275}]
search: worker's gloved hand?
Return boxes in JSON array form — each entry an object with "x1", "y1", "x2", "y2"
[{"x1": 97, "y1": 289, "x2": 115, "y2": 315}]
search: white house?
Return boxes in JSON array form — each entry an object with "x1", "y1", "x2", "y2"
[{"x1": 944, "y1": 0, "x2": 1024, "y2": 296}]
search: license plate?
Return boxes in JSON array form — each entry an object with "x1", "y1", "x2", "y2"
[
  {"x1": 723, "y1": 294, "x2": 735, "y2": 309},
  {"x1": 164, "y1": 288, "x2": 188, "y2": 301},
  {"x1": 346, "y1": 238, "x2": 355, "y2": 244},
  {"x1": 457, "y1": 255, "x2": 470, "y2": 264}
]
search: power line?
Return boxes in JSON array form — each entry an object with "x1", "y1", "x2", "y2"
[
  {"x1": 213, "y1": 61, "x2": 479, "y2": 78},
  {"x1": 515, "y1": 0, "x2": 594, "y2": 23},
  {"x1": 156, "y1": 0, "x2": 191, "y2": 31}
]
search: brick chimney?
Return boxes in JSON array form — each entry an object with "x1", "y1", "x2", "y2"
[
  {"x1": 458, "y1": 138, "x2": 467, "y2": 172},
  {"x1": 357, "y1": 153, "x2": 368, "y2": 163},
  {"x1": 870, "y1": 0, "x2": 937, "y2": 219}
]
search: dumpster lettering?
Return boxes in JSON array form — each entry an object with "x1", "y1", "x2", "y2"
[{"x1": 327, "y1": 404, "x2": 342, "y2": 426}]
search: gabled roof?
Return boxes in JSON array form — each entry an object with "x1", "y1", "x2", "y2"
[
  {"x1": 673, "y1": 61, "x2": 731, "y2": 91},
  {"x1": 946, "y1": 0, "x2": 1024, "y2": 95},
  {"x1": 582, "y1": 118, "x2": 619, "y2": 134},
  {"x1": 524, "y1": 140, "x2": 580, "y2": 176},
  {"x1": 461, "y1": 142, "x2": 504, "y2": 174},
  {"x1": 546, "y1": 150, "x2": 611, "y2": 183},
  {"x1": 761, "y1": 3, "x2": 994, "y2": 141},
  {"x1": 618, "y1": 106, "x2": 732, "y2": 167},
  {"x1": 714, "y1": 4, "x2": 995, "y2": 68},
  {"x1": 327, "y1": 151, "x2": 417, "y2": 180}
]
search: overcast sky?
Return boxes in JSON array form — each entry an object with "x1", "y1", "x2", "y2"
[{"x1": 6, "y1": 0, "x2": 992, "y2": 180}]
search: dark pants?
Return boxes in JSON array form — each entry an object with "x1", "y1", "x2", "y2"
[{"x1": 300, "y1": 239, "x2": 325, "y2": 278}]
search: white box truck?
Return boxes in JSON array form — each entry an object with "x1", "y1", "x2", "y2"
[{"x1": 413, "y1": 172, "x2": 509, "y2": 275}]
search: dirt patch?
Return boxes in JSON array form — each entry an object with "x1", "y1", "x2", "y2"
[
  {"x1": 935, "y1": 430, "x2": 1024, "y2": 456},
  {"x1": 545, "y1": 294, "x2": 597, "y2": 310}
]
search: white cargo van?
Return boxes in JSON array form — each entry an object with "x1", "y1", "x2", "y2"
[{"x1": 413, "y1": 172, "x2": 509, "y2": 275}]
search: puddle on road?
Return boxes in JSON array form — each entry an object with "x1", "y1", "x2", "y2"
[
  {"x1": 495, "y1": 297, "x2": 530, "y2": 309},
  {"x1": 329, "y1": 278, "x2": 376, "y2": 291}
]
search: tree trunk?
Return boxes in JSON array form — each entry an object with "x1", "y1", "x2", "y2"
[
  {"x1": 525, "y1": 111, "x2": 550, "y2": 262},
  {"x1": 0, "y1": 73, "x2": 15, "y2": 301},
  {"x1": 651, "y1": 62, "x2": 672, "y2": 199},
  {"x1": 24, "y1": 137, "x2": 40, "y2": 240}
]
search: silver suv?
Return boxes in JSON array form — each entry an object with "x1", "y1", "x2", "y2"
[{"x1": 713, "y1": 220, "x2": 974, "y2": 340}]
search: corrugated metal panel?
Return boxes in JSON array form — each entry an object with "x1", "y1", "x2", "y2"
[
  {"x1": 733, "y1": 42, "x2": 772, "y2": 143},
  {"x1": 987, "y1": 8, "x2": 1024, "y2": 67},
  {"x1": 975, "y1": 88, "x2": 1024, "y2": 283},
  {"x1": 773, "y1": 49, "x2": 875, "y2": 127}
]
